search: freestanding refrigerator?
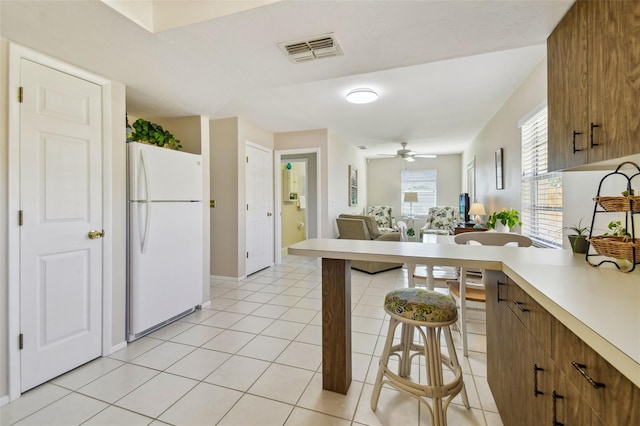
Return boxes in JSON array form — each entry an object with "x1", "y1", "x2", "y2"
[{"x1": 127, "y1": 142, "x2": 203, "y2": 341}]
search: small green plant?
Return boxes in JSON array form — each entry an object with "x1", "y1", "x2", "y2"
[
  {"x1": 130, "y1": 118, "x2": 182, "y2": 150},
  {"x1": 564, "y1": 218, "x2": 590, "y2": 237},
  {"x1": 407, "y1": 228, "x2": 415, "y2": 237},
  {"x1": 621, "y1": 189, "x2": 636, "y2": 196},
  {"x1": 564, "y1": 218, "x2": 590, "y2": 253},
  {"x1": 486, "y1": 208, "x2": 522, "y2": 230},
  {"x1": 604, "y1": 220, "x2": 631, "y2": 238}
]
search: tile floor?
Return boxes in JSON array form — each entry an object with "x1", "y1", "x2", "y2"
[{"x1": 1, "y1": 255, "x2": 503, "y2": 426}]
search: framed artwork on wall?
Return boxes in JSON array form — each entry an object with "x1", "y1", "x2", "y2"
[
  {"x1": 349, "y1": 165, "x2": 358, "y2": 206},
  {"x1": 495, "y1": 148, "x2": 504, "y2": 190}
]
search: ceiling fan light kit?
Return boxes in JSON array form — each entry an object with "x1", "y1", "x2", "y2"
[
  {"x1": 377, "y1": 142, "x2": 437, "y2": 161},
  {"x1": 346, "y1": 88, "x2": 378, "y2": 104}
]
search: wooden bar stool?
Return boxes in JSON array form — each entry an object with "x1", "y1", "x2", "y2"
[{"x1": 371, "y1": 288, "x2": 469, "y2": 426}]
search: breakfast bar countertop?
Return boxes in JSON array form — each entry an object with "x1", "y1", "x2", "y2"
[{"x1": 288, "y1": 238, "x2": 640, "y2": 387}]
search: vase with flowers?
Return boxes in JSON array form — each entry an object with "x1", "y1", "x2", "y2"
[{"x1": 486, "y1": 208, "x2": 522, "y2": 233}]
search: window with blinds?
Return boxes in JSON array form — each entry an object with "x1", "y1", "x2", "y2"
[
  {"x1": 401, "y1": 170, "x2": 437, "y2": 217},
  {"x1": 520, "y1": 106, "x2": 563, "y2": 248}
]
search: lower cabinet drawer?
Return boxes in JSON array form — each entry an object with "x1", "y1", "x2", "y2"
[
  {"x1": 552, "y1": 321, "x2": 640, "y2": 425},
  {"x1": 507, "y1": 278, "x2": 552, "y2": 352}
]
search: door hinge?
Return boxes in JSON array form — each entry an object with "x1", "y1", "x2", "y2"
[
  {"x1": 246, "y1": 156, "x2": 248, "y2": 163},
  {"x1": 246, "y1": 204, "x2": 249, "y2": 211},
  {"x1": 18, "y1": 210, "x2": 23, "y2": 226},
  {"x1": 246, "y1": 252, "x2": 249, "y2": 259},
  {"x1": 19, "y1": 333, "x2": 23, "y2": 350},
  {"x1": 18, "y1": 86, "x2": 23, "y2": 103}
]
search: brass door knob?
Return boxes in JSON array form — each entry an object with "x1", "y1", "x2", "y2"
[{"x1": 88, "y1": 230, "x2": 105, "y2": 239}]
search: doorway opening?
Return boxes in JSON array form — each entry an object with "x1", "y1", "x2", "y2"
[{"x1": 274, "y1": 150, "x2": 320, "y2": 264}]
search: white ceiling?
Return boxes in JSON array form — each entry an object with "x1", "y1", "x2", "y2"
[{"x1": 0, "y1": 0, "x2": 573, "y2": 156}]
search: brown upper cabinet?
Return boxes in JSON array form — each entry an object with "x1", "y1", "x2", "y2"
[{"x1": 547, "y1": 0, "x2": 640, "y2": 171}]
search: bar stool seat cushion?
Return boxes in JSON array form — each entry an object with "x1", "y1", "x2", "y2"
[{"x1": 384, "y1": 289, "x2": 457, "y2": 322}]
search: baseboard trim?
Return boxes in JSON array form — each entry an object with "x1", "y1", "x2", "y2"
[
  {"x1": 199, "y1": 300, "x2": 211, "y2": 309},
  {"x1": 209, "y1": 275, "x2": 245, "y2": 282},
  {"x1": 0, "y1": 394, "x2": 10, "y2": 407}
]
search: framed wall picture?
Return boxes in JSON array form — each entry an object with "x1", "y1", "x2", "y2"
[
  {"x1": 495, "y1": 148, "x2": 504, "y2": 190},
  {"x1": 348, "y1": 165, "x2": 358, "y2": 206}
]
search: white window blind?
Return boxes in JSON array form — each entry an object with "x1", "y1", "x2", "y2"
[
  {"x1": 401, "y1": 169, "x2": 437, "y2": 217},
  {"x1": 521, "y1": 106, "x2": 563, "y2": 248}
]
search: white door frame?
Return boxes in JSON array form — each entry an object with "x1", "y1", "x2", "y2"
[
  {"x1": 274, "y1": 148, "x2": 321, "y2": 265},
  {"x1": 7, "y1": 43, "x2": 114, "y2": 401}
]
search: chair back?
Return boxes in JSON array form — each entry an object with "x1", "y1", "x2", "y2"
[
  {"x1": 454, "y1": 231, "x2": 532, "y2": 247},
  {"x1": 396, "y1": 221, "x2": 408, "y2": 242}
]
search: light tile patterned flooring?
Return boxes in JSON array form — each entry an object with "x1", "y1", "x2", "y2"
[{"x1": 1, "y1": 255, "x2": 503, "y2": 425}]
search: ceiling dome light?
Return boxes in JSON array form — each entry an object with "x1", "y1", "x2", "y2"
[{"x1": 346, "y1": 88, "x2": 378, "y2": 104}]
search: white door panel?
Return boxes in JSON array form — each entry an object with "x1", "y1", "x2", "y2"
[
  {"x1": 128, "y1": 202, "x2": 202, "y2": 338},
  {"x1": 20, "y1": 59, "x2": 103, "y2": 392},
  {"x1": 246, "y1": 144, "x2": 274, "y2": 275},
  {"x1": 128, "y1": 142, "x2": 202, "y2": 201}
]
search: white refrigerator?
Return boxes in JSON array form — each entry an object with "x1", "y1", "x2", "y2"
[{"x1": 127, "y1": 142, "x2": 203, "y2": 341}]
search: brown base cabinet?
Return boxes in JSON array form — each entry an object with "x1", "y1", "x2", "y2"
[{"x1": 485, "y1": 271, "x2": 640, "y2": 425}]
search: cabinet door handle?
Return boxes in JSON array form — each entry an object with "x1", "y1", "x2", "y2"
[
  {"x1": 552, "y1": 390, "x2": 564, "y2": 426},
  {"x1": 571, "y1": 361, "x2": 605, "y2": 389},
  {"x1": 496, "y1": 281, "x2": 506, "y2": 303},
  {"x1": 533, "y1": 364, "x2": 544, "y2": 397},
  {"x1": 590, "y1": 122, "x2": 600, "y2": 148},
  {"x1": 514, "y1": 300, "x2": 529, "y2": 312},
  {"x1": 572, "y1": 130, "x2": 583, "y2": 153}
]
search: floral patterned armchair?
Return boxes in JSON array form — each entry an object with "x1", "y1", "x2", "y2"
[
  {"x1": 366, "y1": 206, "x2": 397, "y2": 234},
  {"x1": 420, "y1": 206, "x2": 459, "y2": 236}
]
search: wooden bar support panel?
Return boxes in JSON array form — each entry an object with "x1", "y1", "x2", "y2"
[{"x1": 321, "y1": 258, "x2": 352, "y2": 394}]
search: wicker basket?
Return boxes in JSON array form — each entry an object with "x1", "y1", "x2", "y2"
[
  {"x1": 593, "y1": 196, "x2": 637, "y2": 212},
  {"x1": 589, "y1": 236, "x2": 640, "y2": 262},
  {"x1": 594, "y1": 195, "x2": 640, "y2": 212}
]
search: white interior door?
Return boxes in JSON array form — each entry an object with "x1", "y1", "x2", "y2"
[
  {"x1": 246, "y1": 143, "x2": 274, "y2": 275},
  {"x1": 19, "y1": 59, "x2": 103, "y2": 392}
]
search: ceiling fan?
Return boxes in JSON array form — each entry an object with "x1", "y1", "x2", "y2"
[{"x1": 376, "y1": 142, "x2": 437, "y2": 162}]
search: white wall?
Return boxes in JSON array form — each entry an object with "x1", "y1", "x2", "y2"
[
  {"x1": 367, "y1": 155, "x2": 462, "y2": 231},
  {"x1": 462, "y1": 58, "x2": 548, "y2": 224},
  {"x1": 327, "y1": 131, "x2": 368, "y2": 238}
]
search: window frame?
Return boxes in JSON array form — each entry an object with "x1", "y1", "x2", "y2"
[
  {"x1": 520, "y1": 105, "x2": 563, "y2": 249},
  {"x1": 400, "y1": 169, "x2": 437, "y2": 218}
]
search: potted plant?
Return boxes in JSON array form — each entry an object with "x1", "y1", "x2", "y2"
[
  {"x1": 603, "y1": 220, "x2": 631, "y2": 238},
  {"x1": 564, "y1": 218, "x2": 590, "y2": 254},
  {"x1": 486, "y1": 208, "x2": 522, "y2": 232},
  {"x1": 130, "y1": 118, "x2": 182, "y2": 150}
]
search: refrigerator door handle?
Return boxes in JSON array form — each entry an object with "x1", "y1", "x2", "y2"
[
  {"x1": 141, "y1": 201, "x2": 151, "y2": 254},
  {"x1": 140, "y1": 148, "x2": 151, "y2": 202},
  {"x1": 139, "y1": 149, "x2": 152, "y2": 254}
]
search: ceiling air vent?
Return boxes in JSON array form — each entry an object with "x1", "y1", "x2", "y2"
[{"x1": 279, "y1": 33, "x2": 343, "y2": 63}]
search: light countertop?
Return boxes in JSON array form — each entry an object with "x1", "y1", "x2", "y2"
[{"x1": 288, "y1": 238, "x2": 640, "y2": 387}]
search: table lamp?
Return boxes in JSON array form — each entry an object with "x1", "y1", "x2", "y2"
[
  {"x1": 468, "y1": 202, "x2": 487, "y2": 228},
  {"x1": 403, "y1": 192, "x2": 418, "y2": 218}
]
